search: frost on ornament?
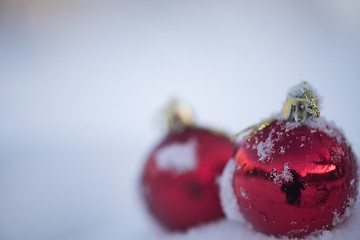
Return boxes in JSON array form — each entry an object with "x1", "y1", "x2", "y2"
[
  {"x1": 332, "y1": 196, "x2": 356, "y2": 227},
  {"x1": 256, "y1": 129, "x2": 276, "y2": 162},
  {"x1": 270, "y1": 162, "x2": 293, "y2": 185},
  {"x1": 306, "y1": 117, "x2": 346, "y2": 145},
  {"x1": 155, "y1": 137, "x2": 198, "y2": 175},
  {"x1": 248, "y1": 116, "x2": 348, "y2": 164}
]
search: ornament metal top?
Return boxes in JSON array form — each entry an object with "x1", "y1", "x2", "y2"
[
  {"x1": 282, "y1": 81, "x2": 320, "y2": 123},
  {"x1": 231, "y1": 82, "x2": 321, "y2": 142},
  {"x1": 164, "y1": 99, "x2": 194, "y2": 133}
]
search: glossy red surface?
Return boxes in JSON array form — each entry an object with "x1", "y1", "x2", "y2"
[
  {"x1": 233, "y1": 119, "x2": 358, "y2": 238},
  {"x1": 142, "y1": 127, "x2": 236, "y2": 230}
]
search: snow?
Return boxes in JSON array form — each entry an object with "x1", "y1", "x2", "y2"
[
  {"x1": 135, "y1": 205, "x2": 360, "y2": 240},
  {"x1": 306, "y1": 117, "x2": 346, "y2": 145},
  {"x1": 155, "y1": 138, "x2": 198, "y2": 174},
  {"x1": 283, "y1": 121, "x2": 302, "y2": 132},
  {"x1": 332, "y1": 197, "x2": 356, "y2": 227},
  {"x1": 288, "y1": 84, "x2": 308, "y2": 97},
  {"x1": 351, "y1": 179, "x2": 356, "y2": 188},
  {"x1": 218, "y1": 159, "x2": 245, "y2": 222},
  {"x1": 288, "y1": 82, "x2": 319, "y2": 100},
  {"x1": 279, "y1": 116, "x2": 346, "y2": 145},
  {"x1": 332, "y1": 211, "x2": 342, "y2": 226},
  {"x1": 289, "y1": 82, "x2": 322, "y2": 100}
]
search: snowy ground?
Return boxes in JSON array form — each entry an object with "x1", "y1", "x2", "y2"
[{"x1": 0, "y1": 1, "x2": 360, "y2": 240}]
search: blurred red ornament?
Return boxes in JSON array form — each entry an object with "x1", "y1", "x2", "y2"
[
  {"x1": 142, "y1": 101, "x2": 235, "y2": 231},
  {"x1": 231, "y1": 82, "x2": 358, "y2": 238}
]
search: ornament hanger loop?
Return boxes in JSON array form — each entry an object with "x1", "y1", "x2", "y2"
[{"x1": 304, "y1": 92, "x2": 320, "y2": 118}]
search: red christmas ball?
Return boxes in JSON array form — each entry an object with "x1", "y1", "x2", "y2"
[
  {"x1": 142, "y1": 126, "x2": 235, "y2": 230},
  {"x1": 228, "y1": 83, "x2": 358, "y2": 238}
]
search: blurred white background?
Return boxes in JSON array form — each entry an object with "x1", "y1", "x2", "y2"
[{"x1": 0, "y1": 1, "x2": 359, "y2": 240}]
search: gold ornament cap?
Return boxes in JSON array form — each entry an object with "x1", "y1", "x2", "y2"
[
  {"x1": 164, "y1": 99, "x2": 194, "y2": 132},
  {"x1": 282, "y1": 81, "x2": 320, "y2": 123}
]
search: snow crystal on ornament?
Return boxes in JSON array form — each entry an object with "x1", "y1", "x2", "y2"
[
  {"x1": 332, "y1": 210, "x2": 342, "y2": 226},
  {"x1": 276, "y1": 114, "x2": 345, "y2": 146},
  {"x1": 256, "y1": 129, "x2": 275, "y2": 162},
  {"x1": 283, "y1": 121, "x2": 301, "y2": 133},
  {"x1": 155, "y1": 138, "x2": 198, "y2": 174},
  {"x1": 288, "y1": 83, "x2": 309, "y2": 97},
  {"x1": 270, "y1": 162, "x2": 293, "y2": 184},
  {"x1": 350, "y1": 179, "x2": 356, "y2": 188},
  {"x1": 240, "y1": 187, "x2": 249, "y2": 200},
  {"x1": 287, "y1": 81, "x2": 322, "y2": 105},
  {"x1": 219, "y1": 159, "x2": 245, "y2": 222},
  {"x1": 279, "y1": 146, "x2": 285, "y2": 154},
  {"x1": 331, "y1": 197, "x2": 357, "y2": 227},
  {"x1": 305, "y1": 117, "x2": 345, "y2": 145}
]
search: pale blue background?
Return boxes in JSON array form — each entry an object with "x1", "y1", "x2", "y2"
[{"x1": 0, "y1": 1, "x2": 359, "y2": 239}]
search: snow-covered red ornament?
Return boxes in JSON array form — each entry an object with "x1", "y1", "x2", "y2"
[
  {"x1": 142, "y1": 100, "x2": 235, "y2": 231},
  {"x1": 221, "y1": 82, "x2": 358, "y2": 238}
]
